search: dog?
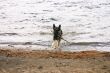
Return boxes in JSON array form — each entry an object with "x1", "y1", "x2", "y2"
[{"x1": 51, "y1": 24, "x2": 63, "y2": 49}]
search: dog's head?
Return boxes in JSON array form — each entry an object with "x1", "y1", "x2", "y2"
[{"x1": 53, "y1": 24, "x2": 62, "y2": 41}]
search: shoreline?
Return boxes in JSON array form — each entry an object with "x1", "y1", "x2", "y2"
[{"x1": 0, "y1": 47, "x2": 110, "y2": 59}]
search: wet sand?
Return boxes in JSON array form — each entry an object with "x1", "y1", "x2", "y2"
[{"x1": 0, "y1": 48, "x2": 110, "y2": 73}]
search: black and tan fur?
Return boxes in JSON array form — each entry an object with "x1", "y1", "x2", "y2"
[{"x1": 51, "y1": 24, "x2": 62, "y2": 49}]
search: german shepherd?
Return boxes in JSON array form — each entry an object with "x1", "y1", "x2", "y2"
[{"x1": 51, "y1": 24, "x2": 62, "y2": 49}]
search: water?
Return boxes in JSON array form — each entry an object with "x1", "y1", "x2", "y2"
[{"x1": 0, "y1": 0, "x2": 110, "y2": 51}]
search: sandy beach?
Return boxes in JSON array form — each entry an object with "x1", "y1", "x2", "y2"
[{"x1": 0, "y1": 48, "x2": 110, "y2": 73}]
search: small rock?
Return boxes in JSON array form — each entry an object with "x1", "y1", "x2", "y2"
[{"x1": 38, "y1": 66, "x2": 43, "y2": 69}]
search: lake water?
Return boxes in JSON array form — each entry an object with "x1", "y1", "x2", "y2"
[{"x1": 0, "y1": 0, "x2": 110, "y2": 51}]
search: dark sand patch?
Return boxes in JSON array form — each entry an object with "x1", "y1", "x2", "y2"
[{"x1": 0, "y1": 48, "x2": 110, "y2": 59}]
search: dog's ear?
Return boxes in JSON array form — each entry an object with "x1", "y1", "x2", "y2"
[
  {"x1": 58, "y1": 25, "x2": 61, "y2": 30},
  {"x1": 53, "y1": 24, "x2": 55, "y2": 29}
]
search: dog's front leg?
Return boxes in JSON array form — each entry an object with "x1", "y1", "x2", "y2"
[{"x1": 51, "y1": 40, "x2": 60, "y2": 49}]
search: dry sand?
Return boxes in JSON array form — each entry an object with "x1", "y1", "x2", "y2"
[{"x1": 0, "y1": 48, "x2": 110, "y2": 73}]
